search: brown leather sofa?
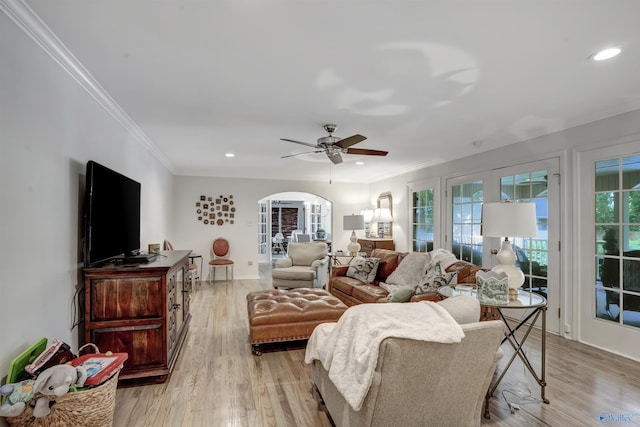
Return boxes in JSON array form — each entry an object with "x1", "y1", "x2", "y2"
[{"x1": 328, "y1": 248, "x2": 485, "y2": 307}]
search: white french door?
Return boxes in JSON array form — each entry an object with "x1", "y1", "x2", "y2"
[
  {"x1": 257, "y1": 200, "x2": 269, "y2": 262},
  {"x1": 408, "y1": 177, "x2": 441, "y2": 252},
  {"x1": 495, "y1": 160, "x2": 560, "y2": 334},
  {"x1": 577, "y1": 141, "x2": 640, "y2": 360},
  {"x1": 446, "y1": 158, "x2": 560, "y2": 334}
]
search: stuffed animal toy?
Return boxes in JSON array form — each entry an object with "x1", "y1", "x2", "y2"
[
  {"x1": 0, "y1": 364, "x2": 87, "y2": 418},
  {"x1": 0, "y1": 380, "x2": 36, "y2": 417}
]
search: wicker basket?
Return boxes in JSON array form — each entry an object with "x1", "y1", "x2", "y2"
[{"x1": 5, "y1": 344, "x2": 120, "y2": 427}]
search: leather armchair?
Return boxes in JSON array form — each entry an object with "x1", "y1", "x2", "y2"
[{"x1": 272, "y1": 242, "x2": 329, "y2": 289}]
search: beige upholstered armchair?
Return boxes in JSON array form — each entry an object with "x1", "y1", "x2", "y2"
[
  {"x1": 309, "y1": 297, "x2": 505, "y2": 426},
  {"x1": 272, "y1": 242, "x2": 329, "y2": 289}
]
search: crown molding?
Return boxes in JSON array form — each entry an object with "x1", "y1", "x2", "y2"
[{"x1": 0, "y1": 0, "x2": 174, "y2": 172}]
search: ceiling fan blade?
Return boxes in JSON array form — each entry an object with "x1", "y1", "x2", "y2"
[
  {"x1": 346, "y1": 148, "x2": 389, "y2": 156},
  {"x1": 280, "y1": 138, "x2": 319, "y2": 149},
  {"x1": 328, "y1": 152, "x2": 343, "y2": 164},
  {"x1": 281, "y1": 150, "x2": 323, "y2": 159},
  {"x1": 336, "y1": 134, "x2": 366, "y2": 149}
]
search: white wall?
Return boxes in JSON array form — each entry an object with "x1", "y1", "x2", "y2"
[
  {"x1": 0, "y1": 11, "x2": 174, "y2": 388},
  {"x1": 172, "y1": 176, "x2": 369, "y2": 279}
]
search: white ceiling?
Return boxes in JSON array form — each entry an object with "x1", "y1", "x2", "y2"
[{"x1": 21, "y1": 0, "x2": 640, "y2": 183}]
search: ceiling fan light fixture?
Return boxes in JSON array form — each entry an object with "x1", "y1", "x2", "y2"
[
  {"x1": 280, "y1": 123, "x2": 387, "y2": 163},
  {"x1": 590, "y1": 47, "x2": 621, "y2": 61},
  {"x1": 323, "y1": 124, "x2": 337, "y2": 134}
]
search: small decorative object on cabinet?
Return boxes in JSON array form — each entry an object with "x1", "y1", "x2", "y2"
[
  {"x1": 82, "y1": 250, "x2": 191, "y2": 385},
  {"x1": 357, "y1": 238, "x2": 394, "y2": 257}
]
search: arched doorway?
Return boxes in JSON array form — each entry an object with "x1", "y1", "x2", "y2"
[{"x1": 257, "y1": 192, "x2": 332, "y2": 266}]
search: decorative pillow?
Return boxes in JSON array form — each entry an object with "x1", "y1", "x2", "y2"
[
  {"x1": 385, "y1": 252, "x2": 431, "y2": 286},
  {"x1": 346, "y1": 256, "x2": 380, "y2": 283},
  {"x1": 415, "y1": 261, "x2": 458, "y2": 295},
  {"x1": 388, "y1": 286, "x2": 416, "y2": 303}
]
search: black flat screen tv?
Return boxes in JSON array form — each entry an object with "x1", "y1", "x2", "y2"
[{"x1": 84, "y1": 160, "x2": 141, "y2": 266}]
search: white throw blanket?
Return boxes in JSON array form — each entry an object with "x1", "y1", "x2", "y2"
[{"x1": 304, "y1": 301, "x2": 464, "y2": 411}]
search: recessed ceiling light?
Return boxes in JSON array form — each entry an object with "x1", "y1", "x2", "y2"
[
  {"x1": 225, "y1": 153, "x2": 235, "y2": 158},
  {"x1": 355, "y1": 161, "x2": 364, "y2": 165},
  {"x1": 591, "y1": 47, "x2": 621, "y2": 61}
]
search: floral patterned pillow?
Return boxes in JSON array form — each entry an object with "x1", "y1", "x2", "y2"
[
  {"x1": 415, "y1": 261, "x2": 457, "y2": 295},
  {"x1": 346, "y1": 256, "x2": 381, "y2": 283}
]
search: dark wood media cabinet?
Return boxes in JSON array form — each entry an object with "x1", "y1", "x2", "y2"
[{"x1": 82, "y1": 250, "x2": 191, "y2": 384}]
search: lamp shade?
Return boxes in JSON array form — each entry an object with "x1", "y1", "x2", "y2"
[
  {"x1": 343, "y1": 214, "x2": 365, "y2": 231},
  {"x1": 360, "y1": 209, "x2": 374, "y2": 223},
  {"x1": 481, "y1": 202, "x2": 538, "y2": 238},
  {"x1": 371, "y1": 208, "x2": 393, "y2": 222}
]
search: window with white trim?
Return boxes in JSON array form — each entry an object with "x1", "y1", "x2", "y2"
[{"x1": 409, "y1": 178, "x2": 440, "y2": 253}]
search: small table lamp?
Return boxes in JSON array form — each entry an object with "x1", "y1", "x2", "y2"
[
  {"x1": 371, "y1": 208, "x2": 393, "y2": 238},
  {"x1": 343, "y1": 214, "x2": 365, "y2": 255},
  {"x1": 361, "y1": 209, "x2": 374, "y2": 237},
  {"x1": 481, "y1": 201, "x2": 537, "y2": 299}
]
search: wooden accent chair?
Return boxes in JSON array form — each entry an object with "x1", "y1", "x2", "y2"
[{"x1": 209, "y1": 238, "x2": 234, "y2": 283}]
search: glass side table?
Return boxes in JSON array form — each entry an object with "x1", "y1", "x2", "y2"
[
  {"x1": 329, "y1": 254, "x2": 354, "y2": 266},
  {"x1": 438, "y1": 286, "x2": 549, "y2": 419}
]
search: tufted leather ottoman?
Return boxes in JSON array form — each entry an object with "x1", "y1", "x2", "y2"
[{"x1": 247, "y1": 288, "x2": 347, "y2": 355}]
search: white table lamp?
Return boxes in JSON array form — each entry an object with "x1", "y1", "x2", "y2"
[
  {"x1": 481, "y1": 201, "x2": 537, "y2": 299},
  {"x1": 371, "y1": 208, "x2": 393, "y2": 238},
  {"x1": 361, "y1": 209, "x2": 374, "y2": 237},
  {"x1": 343, "y1": 214, "x2": 365, "y2": 255}
]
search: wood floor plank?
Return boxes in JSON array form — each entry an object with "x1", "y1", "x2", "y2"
[{"x1": 113, "y1": 279, "x2": 640, "y2": 427}]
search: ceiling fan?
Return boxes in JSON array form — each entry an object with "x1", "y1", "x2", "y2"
[{"x1": 280, "y1": 124, "x2": 388, "y2": 164}]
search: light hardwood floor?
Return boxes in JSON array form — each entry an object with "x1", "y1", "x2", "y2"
[{"x1": 113, "y1": 280, "x2": 640, "y2": 426}]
